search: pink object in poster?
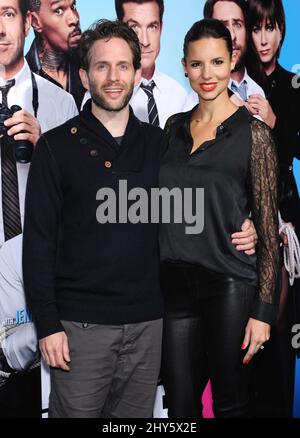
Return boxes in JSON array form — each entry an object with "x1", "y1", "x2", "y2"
[{"x1": 202, "y1": 381, "x2": 214, "y2": 418}]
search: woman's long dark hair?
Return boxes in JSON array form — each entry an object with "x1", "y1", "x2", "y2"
[{"x1": 247, "y1": 0, "x2": 286, "y2": 91}]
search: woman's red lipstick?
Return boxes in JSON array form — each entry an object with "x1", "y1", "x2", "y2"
[{"x1": 200, "y1": 82, "x2": 218, "y2": 92}]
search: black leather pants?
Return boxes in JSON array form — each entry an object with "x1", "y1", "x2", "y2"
[{"x1": 160, "y1": 263, "x2": 255, "y2": 418}]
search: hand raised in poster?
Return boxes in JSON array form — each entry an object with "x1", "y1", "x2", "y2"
[{"x1": 247, "y1": 94, "x2": 277, "y2": 129}]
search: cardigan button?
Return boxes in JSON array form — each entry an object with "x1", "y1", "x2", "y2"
[
  {"x1": 104, "y1": 161, "x2": 112, "y2": 169},
  {"x1": 71, "y1": 127, "x2": 78, "y2": 134},
  {"x1": 90, "y1": 149, "x2": 98, "y2": 157},
  {"x1": 80, "y1": 138, "x2": 87, "y2": 145}
]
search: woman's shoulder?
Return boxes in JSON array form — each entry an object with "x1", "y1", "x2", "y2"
[
  {"x1": 165, "y1": 111, "x2": 189, "y2": 127},
  {"x1": 164, "y1": 111, "x2": 192, "y2": 138},
  {"x1": 248, "y1": 115, "x2": 272, "y2": 134}
]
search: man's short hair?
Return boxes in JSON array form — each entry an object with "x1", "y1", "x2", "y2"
[
  {"x1": 79, "y1": 19, "x2": 141, "y2": 71},
  {"x1": 29, "y1": 0, "x2": 41, "y2": 12},
  {"x1": 115, "y1": 0, "x2": 164, "y2": 23},
  {"x1": 19, "y1": 0, "x2": 31, "y2": 22},
  {"x1": 203, "y1": 0, "x2": 249, "y2": 28}
]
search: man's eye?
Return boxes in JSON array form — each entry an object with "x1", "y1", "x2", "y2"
[
  {"x1": 71, "y1": 3, "x2": 77, "y2": 10},
  {"x1": 149, "y1": 24, "x2": 158, "y2": 30},
  {"x1": 120, "y1": 64, "x2": 128, "y2": 70},
  {"x1": 3, "y1": 11, "x2": 15, "y2": 18},
  {"x1": 55, "y1": 8, "x2": 64, "y2": 15}
]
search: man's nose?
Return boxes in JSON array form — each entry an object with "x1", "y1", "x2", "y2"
[
  {"x1": 66, "y1": 8, "x2": 80, "y2": 26},
  {"x1": 139, "y1": 28, "x2": 150, "y2": 47},
  {"x1": 108, "y1": 65, "x2": 120, "y2": 82},
  {"x1": 228, "y1": 24, "x2": 237, "y2": 44},
  {"x1": 0, "y1": 18, "x2": 6, "y2": 35}
]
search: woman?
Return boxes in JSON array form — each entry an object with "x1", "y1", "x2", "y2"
[
  {"x1": 247, "y1": 0, "x2": 300, "y2": 241},
  {"x1": 246, "y1": 0, "x2": 300, "y2": 417},
  {"x1": 159, "y1": 19, "x2": 279, "y2": 418}
]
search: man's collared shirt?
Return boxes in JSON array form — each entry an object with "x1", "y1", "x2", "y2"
[
  {"x1": 130, "y1": 68, "x2": 187, "y2": 128},
  {"x1": 229, "y1": 68, "x2": 266, "y2": 100},
  {"x1": 0, "y1": 60, "x2": 78, "y2": 247}
]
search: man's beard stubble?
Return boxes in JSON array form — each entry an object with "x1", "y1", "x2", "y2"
[
  {"x1": 39, "y1": 26, "x2": 82, "y2": 70},
  {"x1": 90, "y1": 81, "x2": 135, "y2": 113},
  {"x1": 232, "y1": 47, "x2": 247, "y2": 74}
]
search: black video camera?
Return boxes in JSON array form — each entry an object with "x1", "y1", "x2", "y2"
[{"x1": 0, "y1": 103, "x2": 33, "y2": 164}]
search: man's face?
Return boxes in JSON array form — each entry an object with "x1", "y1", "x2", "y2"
[
  {"x1": 122, "y1": 1, "x2": 162, "y2": 75},
  {"x1": 32, "y1": 0, "x2": 81, "y2": 53},
  {"x1": 80, "y1": 37, "x2": 140, "y2": 112},
  {"x1": 0, "y1": 0, "x2": 30, "y2": 78},
  {"x1": 212, "y1": 1, "x2": 247, "y2": 71}
]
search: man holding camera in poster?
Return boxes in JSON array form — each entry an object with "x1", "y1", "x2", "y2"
[{"x1": 0, "y1": 0, "x2": 77, "y2": 418}]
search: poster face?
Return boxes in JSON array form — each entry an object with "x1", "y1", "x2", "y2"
[{"x1": 1, "y1": 0, "x2": 299, "y2": 419}]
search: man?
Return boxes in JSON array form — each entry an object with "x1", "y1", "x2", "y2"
[
  {"x1": 23, "y1": 18, "x2": 257, "y2": 418},
  {"x1": 115, "y1": 0, "x2": 187, "y2": 128},
  {"x1": 184, "y1": 0, "x2": 265, "y2": 110},
  {"x1": 26, "y1": 0, "x2": 85, "y2": 110},
  {"x1": 23, "y1": 19, "x2": 165, "y2": 418},
  {"x1": 0, "y1": 0, "x2": 78, "y2": 417}
]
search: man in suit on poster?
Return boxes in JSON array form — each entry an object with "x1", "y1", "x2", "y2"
[
  {"x1": 0, "y1": 0, "x2": 78, "y2": 417},
  {"x1": 115, "y1": 0, "x2": 187, "y2": 128},
  {"x1": 26, "y1": 0, "x2": 85, "y2": 110}
]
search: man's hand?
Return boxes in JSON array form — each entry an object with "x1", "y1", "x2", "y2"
[
  {"x1": 242, "y1": 318, "x2": 270, "y2": 364},
  {"x1": 247, "y1": 94, "x2": 276, "y2": 129},
  {"x1": 4, "y1": 109, "x2": 41, "y2": 146},
  {"x1": 231, "y1": 218, "x2": 258, "y2": 255},
  {"x1": 39, "y1": 332, "x2": 71, "y2": 371}
]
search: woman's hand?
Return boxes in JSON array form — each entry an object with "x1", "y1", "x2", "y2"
[
  {"x1": 247, "y1": 94, "x2": 277, "y2": 129},
  {"x1": 241, "y1": 318, "x2": 270, "y2": 364}
]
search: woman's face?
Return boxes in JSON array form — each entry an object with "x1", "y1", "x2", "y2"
[
  {"x1": 183, "y1": 37, "x2": 235, "y2": 101},
  {"x1": 252, "y1": 18, "x2": 282, "y2": 65}
]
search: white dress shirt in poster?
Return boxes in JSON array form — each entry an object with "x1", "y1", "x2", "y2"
[
  {"x1": 0, "y1": 60, "x2": 78, "y2": 371},
  {"x1": 130, "y1": 68, "x2": 187, "y2": 128}
]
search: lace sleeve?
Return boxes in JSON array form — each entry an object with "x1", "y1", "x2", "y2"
[
  {"x1": 164, "y1": 112, "x2": 186, "y2": 137},
  {"x1": 250, "y1": 119, "x2": 280, "y2": 325}
]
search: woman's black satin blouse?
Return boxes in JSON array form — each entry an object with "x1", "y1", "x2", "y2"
[{"x1": 159, "y1": 106, "x2": 280, "y2": 325}]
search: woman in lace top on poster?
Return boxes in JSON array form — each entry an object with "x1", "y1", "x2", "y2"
[
  {"x1": 159, "y1": 19, "x2": 280, "y2": 418},
  {"x1": 245, "y1": 0, "x2": 300, "y2": 417}
]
